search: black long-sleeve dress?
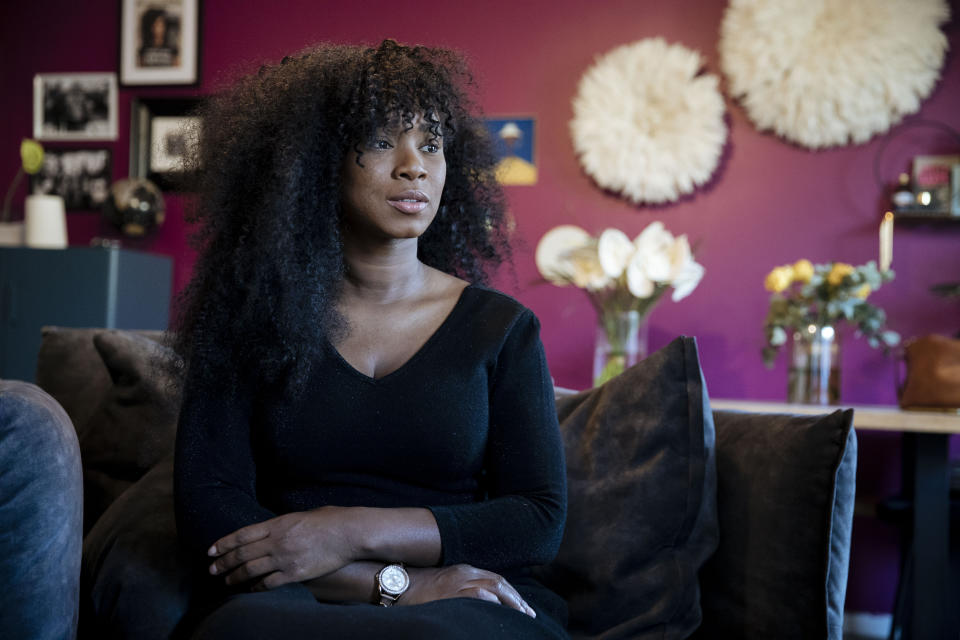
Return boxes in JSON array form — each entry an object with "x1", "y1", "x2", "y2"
[{"x1": 174, "y1": 284, "x2": 569, "y2": 638}]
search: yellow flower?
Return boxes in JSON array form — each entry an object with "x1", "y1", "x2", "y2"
[
  {"x1": 855, "y1": 284, "x2": 871, "y2": 299},
  {"x1": 792, "y1": 259, "x2": 814, "y2": 283},
  {"x1": 764, "y1": 266, "x2": 794, "y2": 293},
  {"x1": 827, "y1": 263, "x2": 855, "y2": 286},
  {"x1": 20, "y1": 139, "x2": 44, "y2": 175}
]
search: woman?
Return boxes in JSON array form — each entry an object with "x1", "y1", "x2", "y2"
[{"x1": 172, "y1": 40, "x2": 568, "y2": 638}]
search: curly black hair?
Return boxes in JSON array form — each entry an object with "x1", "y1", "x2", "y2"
[{"x1": 169, "y1": 40, "x2": 510, "y2": 395}]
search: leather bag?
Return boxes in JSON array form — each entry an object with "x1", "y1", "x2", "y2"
[{"x1": 898, "y1": 334, "x2": 960, "y2": 409}]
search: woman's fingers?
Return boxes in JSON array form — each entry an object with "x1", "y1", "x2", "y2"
[
  {"x1": 460, "y1": 586, "x2": 501, "y2": 605},
  {"x1": 484, "y1": 576, "x2": 536, "y2": 618},
  {"x1": 458, "y1": 571, "x2": 535, "y2": 618},
  {"x1": 250, "y1": 570, "x2": 295, "y2": 591},
  {"x1": 222, "y1": 555, "x2": 277, "y2": 586},
  {"x1": 208, "y1": 522, "x2": 271, "y2": 556},
  {"x1": 209, "y1": 538, "x2": 271, "y2": 576}
]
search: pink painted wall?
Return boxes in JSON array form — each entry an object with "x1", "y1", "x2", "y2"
[{"x1": 3, "y1": 0, "x2": 959, "y2": 615}]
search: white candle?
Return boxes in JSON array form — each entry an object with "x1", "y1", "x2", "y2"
[{"x1": 879, "y1": 211, "x2": 893, "y2": 273}]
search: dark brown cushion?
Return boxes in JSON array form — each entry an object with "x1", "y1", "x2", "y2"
[
  {"x1": 692, "y1": 409, "x2": 856, "y2": 640},
  {"x1": 81, "y1": 455, "x2": 198, "y2": 640},
  {"x1": 537, "y1": 336, "x2": 718, "y2": 640}
]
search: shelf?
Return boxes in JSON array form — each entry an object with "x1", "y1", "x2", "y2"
[{"x1": 893, "y1": 210, "x2": 960, "y2": 225}]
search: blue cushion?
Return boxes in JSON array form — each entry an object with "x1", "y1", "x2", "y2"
[{"x1": 0, "y1": 380, "x2": 83, "y2": 640}]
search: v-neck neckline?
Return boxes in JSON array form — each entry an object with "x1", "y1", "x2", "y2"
[{"x1": 327, "y1": 283, "x2": 475, "y2": 384}]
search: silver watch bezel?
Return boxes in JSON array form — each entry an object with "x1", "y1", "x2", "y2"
[{"x1": 377, "y1": 563, "x2": 409, "y2": 604}]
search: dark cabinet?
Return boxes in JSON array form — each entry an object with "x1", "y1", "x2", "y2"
[{"x1": 0, "y1": 247, "x2": 173, "y2": 381}]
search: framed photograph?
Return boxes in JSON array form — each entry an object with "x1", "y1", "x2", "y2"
[
  {"x1": 30, "y1": 148, "x2": 112, "y2": 211},
  {"x1": 951, "y1": 164, "x2": 960, "y2": 216},
  {"x1": 912, "y1": 154, "x2": 960, "y2": 212},
  {"x1": 33, "y1": 73, "x2": 118, "y2": 141},
  {"x1": 484, "y1": 117, "x2": 537, "y2": 186},
  {"x1": 131, "y1": 97, "x2": 202, "y2": 190},
  {"x1": 120, "y1": 0, "x2": 201, "y2": 86}
]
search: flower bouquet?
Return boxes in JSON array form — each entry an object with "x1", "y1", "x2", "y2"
[
  {"x1": 762, "y1": 259, "x2": 899, "y2": 403},
  {"x1": 536, "y1": 222, "x2": 704, "y2": 385}
]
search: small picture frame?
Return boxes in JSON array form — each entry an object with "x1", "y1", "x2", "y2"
[
  {"x1": 951, "y1": 164, "x2": 960, "y2": 216},
  {"x1": 912, "y1": 154, "x2": 960, "y2": 212},
  {"x1": 30, "y1": 148, "x2": 113, "y2": 211},
  {"x1": 131, "y1": 97, "x2": 203, "y2": 190},
  {"x1": 33, "y1": 73, "x2": 118, "y2": 141},
  {"x1": 484, "y1": 117, "x2": 537, "y2": 186},
  {"x1": 120, "y1": 0, "x2": 201, "y2": 86}
]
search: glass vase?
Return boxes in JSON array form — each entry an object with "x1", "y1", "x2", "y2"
[
  {"x1": 788, "y1": 324, "x2": 841, "y2": 405},
  {"x1": 593, "y1": 310, "x2": 649, "y2": 387}
]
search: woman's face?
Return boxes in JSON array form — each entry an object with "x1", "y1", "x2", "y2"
[{"x1": 340, "y1": 114, "x2": 447, "y2": 242}]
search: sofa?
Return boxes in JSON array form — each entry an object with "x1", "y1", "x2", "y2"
[{"x1": 0, "y1": 327, "x2": 857, "y2": 640}]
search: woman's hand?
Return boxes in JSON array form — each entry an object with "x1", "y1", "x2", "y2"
[
  {"x1": 208, "y1": 506, "x2": 357, "y2": 590},
  {"x1": 402, "y1": 564, "x2": 536, "y2": 618}
]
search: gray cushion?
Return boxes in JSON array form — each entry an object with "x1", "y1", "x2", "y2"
[
  {"x1": 36, "y1": 326, "x2": 169, "y2": 435},
  {"x1": 36, "y1": 327, "x2": 115, "y2": 432},
  {"x1": 0, "y1": 380, "x2": 83, "y2": 640},
  {"x1": 692, "y1": 409, "x2": 856, "y2": 640},
  {"x1": 537, "y1": 336, "x2": 719, "y2": 639},
  {"x1": 79, "y1": 330, "x2": 180, "y2": 532}
]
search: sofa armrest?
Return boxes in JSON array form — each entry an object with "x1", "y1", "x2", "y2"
[
  {"x1": 693, "y1": 409, "x2": 856, "y2": 640},
  {"x1": 0, "y1": 380, "x2": 83, "y2": 640}
]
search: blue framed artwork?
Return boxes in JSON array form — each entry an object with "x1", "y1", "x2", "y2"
[{"x1": 485, "y1": 117, "x2": 537, "y2": 186}]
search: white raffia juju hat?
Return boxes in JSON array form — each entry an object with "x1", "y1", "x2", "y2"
[
  {"x1": 570, "y1": 38, "x2": 728, "y2": 205},
  {"x1": 719, "y1": 0, "x2": 951, "y2": 149}
]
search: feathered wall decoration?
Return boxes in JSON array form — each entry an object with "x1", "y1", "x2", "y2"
[
  {"x1": 570, "y1": 38, "x2": 728, "y2": 205},
  {"x1": 719, "y1": 0, "x2": 951, "y2": 149}
]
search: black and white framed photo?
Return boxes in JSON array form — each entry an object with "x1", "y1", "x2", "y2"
[
  {"x1": 30, "y1": 148, "x2": 113, "y2": 211},
  {"x1": 131, "y1": 97, "x2": 202, "y2": 190},
  {"x1": 33, "y1": 73, "x2": 118, "y2": 141},
  {"x1": 120, "y1": 0, "x2": 201, "y2": 86}
]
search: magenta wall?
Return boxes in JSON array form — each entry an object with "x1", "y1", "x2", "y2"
[{"x1": 3, "y1": 0, "x2": 959, "y2": 615}]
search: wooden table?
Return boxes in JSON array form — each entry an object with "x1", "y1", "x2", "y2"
[{"x1": 712, "y1": 400, "x2": 960, "y2": 640}]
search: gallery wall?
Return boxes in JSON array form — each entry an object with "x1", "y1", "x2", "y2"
[{"x1": 2, "y1": 0, "x2": 959, "y2": 615}]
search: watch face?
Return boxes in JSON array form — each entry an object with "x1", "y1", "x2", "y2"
[{"x1": 379, "y1": 565, "x2": 409, "y2": 595}]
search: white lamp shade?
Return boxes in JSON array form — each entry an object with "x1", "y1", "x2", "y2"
[{"x1": 24, "y1": 195, "x2": 67, "y2": 249}]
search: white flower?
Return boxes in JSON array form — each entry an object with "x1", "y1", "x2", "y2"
[
  {"x1": 670, "y1": 259, "x2": 705, "y2": 302},
  {"x1": 567, "y1": 243, "x2": 612, "y2": 290},
  {"x1": 625, "y1": 255, "x2": 656, "y2": 297},
  {"x1": 535, "y1": 225, "x2": 591, "y2": 285},
  {"x1": 634, "y1": 221, "x2": 674, "y2": 258},
  {"x1": 535, "y1": 220, "x2": 705, "y2": 302},
  {"x1": 665, "y1": 233, "x2": 705, "y2": 301},
  {"x1": 631, "y1": 222, "x2": 674, "y2": 283},
  {"x1": 667, "y1": 235, "x2": 693, "y2": 280},
  {"x1": 597, "y1": 228, "x2": 635, "y2": 278}
]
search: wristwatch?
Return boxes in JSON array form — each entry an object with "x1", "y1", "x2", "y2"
[{"x1": 376, "y1": 563, "x2": 410, "y2": 606}]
